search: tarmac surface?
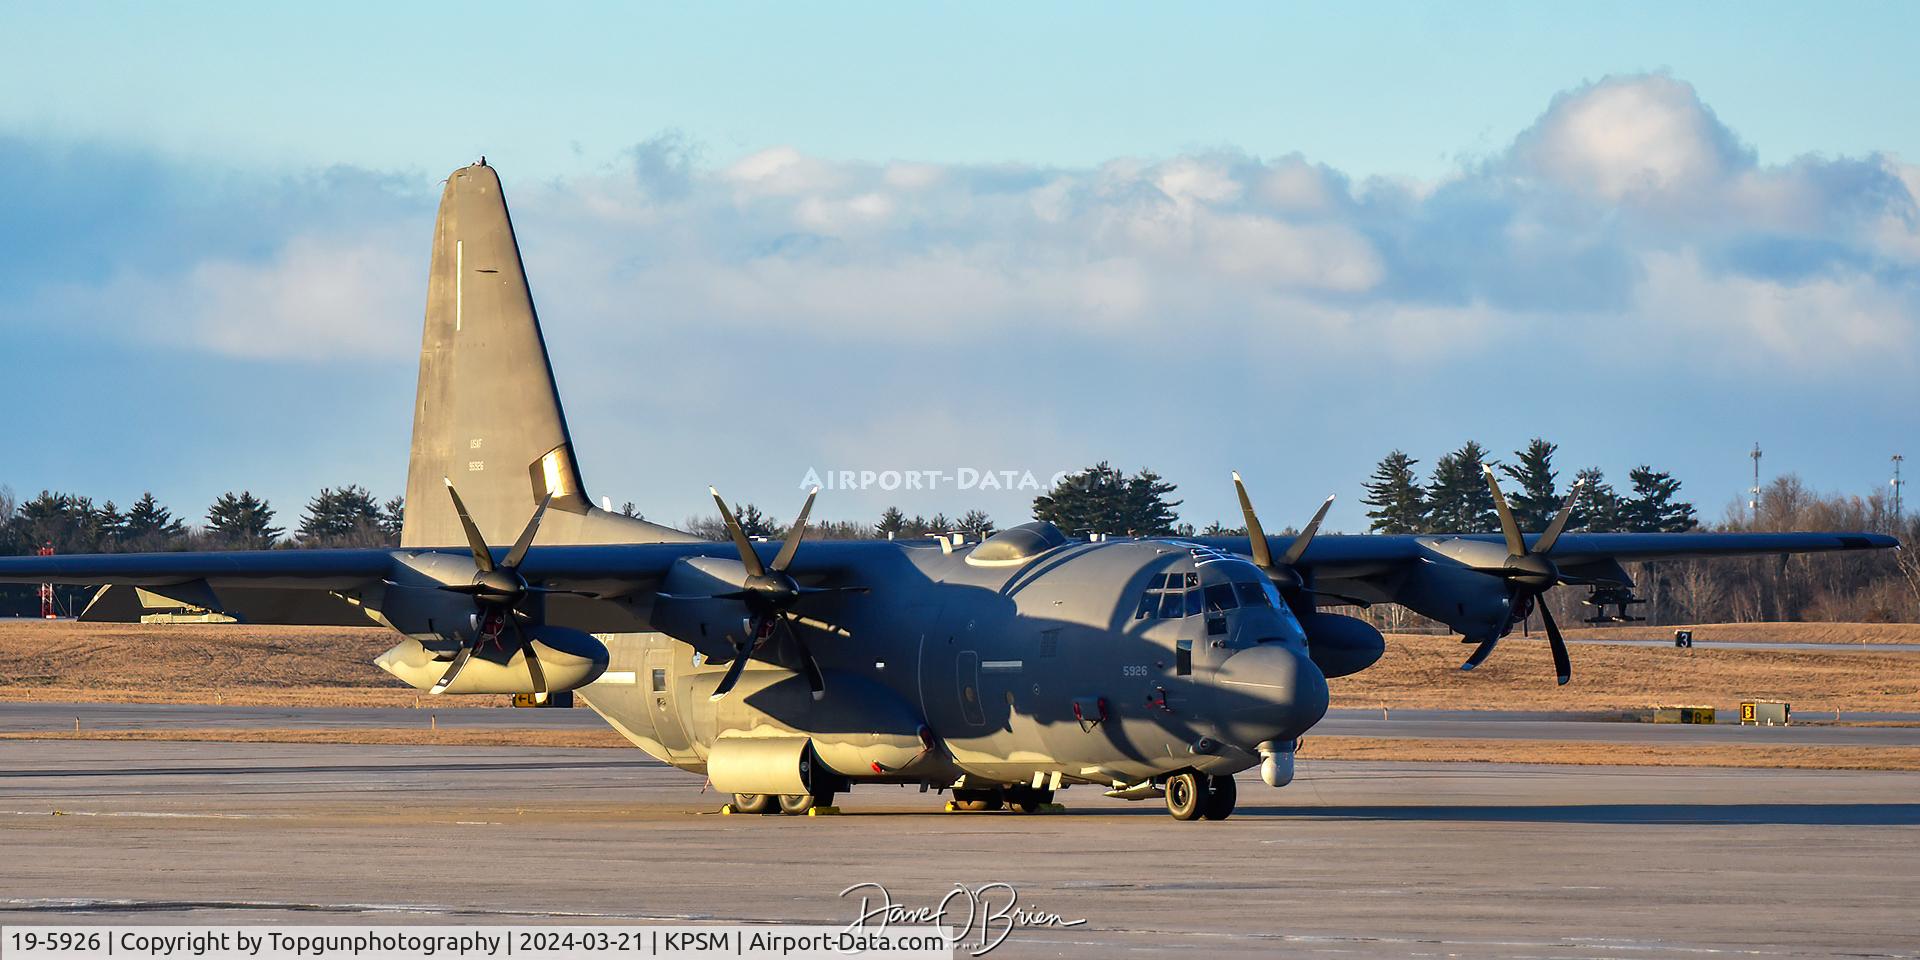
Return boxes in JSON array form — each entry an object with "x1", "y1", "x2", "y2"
[
  {"x1": 1, "y1": 737, "x2": 1917, "y2": 958},
  {"x1": 7, "y1": 700, "x2": 1919, "y2": 744}
]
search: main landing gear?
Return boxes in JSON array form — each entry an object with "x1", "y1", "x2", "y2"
[
  {"x1": 945, "y1": 785, "x2": 1057, "y2": 813},
  {"x1": 1164, "y1": 772, "x2": 1237, "y2": 821},
  {"x1": 730, "y1": 788, "x2": 838, "y2": 816}
]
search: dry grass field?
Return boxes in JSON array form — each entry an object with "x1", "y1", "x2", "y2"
[
  {"x1": 1561, "y1": 621, "x2": 1920, "y2": 645},
  {"x1": 1337, "y1": 631, "x2": 1920, "y2": 714},
  {"x1": 2, "y1": 618, "x2": 1917, "y2": 714},
  {"x1": 0, "y1": 619, "x2": 484, "y2": 708}
]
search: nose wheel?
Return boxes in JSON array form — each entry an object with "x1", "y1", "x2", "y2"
[{"x1": 1165, "y1": 772, "x2": 1237, "y2": 821}]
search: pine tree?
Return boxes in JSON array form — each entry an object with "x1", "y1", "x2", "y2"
[
  {"x1": 380, "y1": 496, "x2": 405, "y2": 543},
  {"x1": 1427, "y1": 442, "x2": 1498, "y2": 532},
  {"x1": 1623, "y1": 466, "x2": 1699, "y2": 532},
  {"x1": 1361, "y1": 451, "x2": 1428, "y2": 533},
  {"x1": 1032, "y1": 462, "x2": 1182, "y2": 536},
  {"x1": 731, "y1": 503, "x2": 777, "y2": 538},
  {"x1": 123, "y1": 492, "x2": 185, "y2": 548},
  {"x1": 875, "y1": 506, "x2": 907, "y2": 539},
  {"x1": 1499, "y1": 439, "x2": 1560, "y2": 530},
  {"x1": 93, "y1": 500, "x2": 128, "y2": 548},
  {"x1": 957, "y1": 509, "x2": 996, "y2": 539},
  {"x1": 1572, "y1": 467, "x2": 1625, "y2": 532},
  {"x1": 1121, "y1": 469, "x2": 1182, "y2": 535},
  {"x1": 206, "y1": 491, "x2": 283, "y2": 548},
  {"x1": 298, "y1": 485, "x2": 384, "y2": 546},
  {"x1": 17, "y1": 491, "x2": 101, "y2": 553}
]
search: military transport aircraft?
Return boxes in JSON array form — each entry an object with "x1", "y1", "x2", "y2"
[{"x1": 0, "y1": 162, "x2": 1897, "y2": 821}]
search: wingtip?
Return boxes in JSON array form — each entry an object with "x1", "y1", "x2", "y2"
[
  {"x1": 807, "y1": 484, "x2": 821, "y2": 496},
  {"x1": 1231, "y1": 470, "x2": 1244, "y2": 483},
  {"x1": 708, "y1": 485, "x2": 721, "y2": 497}
]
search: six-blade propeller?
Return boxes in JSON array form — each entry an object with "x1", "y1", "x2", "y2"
[
  {"x1": 1232, "y1": 472, "x2": 1351, "y2": 609},
  {"x1": 430, "y1": 479, "x2": 567, "y2": 695},
  {"x1": 686, "y1": 485, "x2": 863, "y2": 702},
  {"x1": 1463, "y1": 467, "x2": 1586, "y2": 684}
]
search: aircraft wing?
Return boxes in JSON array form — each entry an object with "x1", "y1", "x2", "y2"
[
  {"x1": 0, "y1": 542, "x2": 755, "y2": 625},
  {"x1": 1285, "y1": 530, "x2": 1900, "y2": 574},
  {"x1": 0, "y1": 548, "x2": 400, "y2": 589}
]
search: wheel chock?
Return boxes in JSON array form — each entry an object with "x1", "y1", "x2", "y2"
[
  {"x1": 720, "y1": 804, "x2": 737, "y2": 815},
  {"x1": 944, "y1": 801, "x2": 960, "y2": 812},
  {"x1": 1038, "y1": 803, "x2": 1067, "y2": 814},
  {"x1": 807, "y1": 806, "x2": 842, "y2": 816}
]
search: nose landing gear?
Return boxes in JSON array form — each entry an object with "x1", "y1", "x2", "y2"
[{"x1": 1164, "y1": 772, "x2": 1237, "y2": 821}]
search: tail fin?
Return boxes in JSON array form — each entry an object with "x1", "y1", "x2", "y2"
[{"x1": 401, "y1": 161, "x2": 693, "y2": 547}]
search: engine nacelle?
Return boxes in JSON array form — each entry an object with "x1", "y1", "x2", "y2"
[
  {"x1": 375, "y1": 625, "x2": 609, "y2": 695},
  {"x1": 1394, "y1": 556, "x2": 1515, "y2": 639},
  {"x1": 1299, "y1": 612, "x2": 1385, "y2": 678}
]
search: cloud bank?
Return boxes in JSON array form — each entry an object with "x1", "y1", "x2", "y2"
[{"x1": 8, "y1": 73, "x2": 1915, "y2": 378}]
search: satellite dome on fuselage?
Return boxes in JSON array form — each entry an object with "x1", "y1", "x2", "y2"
[{"x1": 967, "y1": 520, "x2": 1071, "y2": 565}]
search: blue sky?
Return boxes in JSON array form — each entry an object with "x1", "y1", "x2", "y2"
[{"x1": 2, "y1": 3, "x2": 1916, "y2": 533}]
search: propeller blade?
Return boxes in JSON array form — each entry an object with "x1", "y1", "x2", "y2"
[
  {"x1": 1540, "y1": 599, "x2": 1571, "y2": 685},
  {"x1": 780, "y1": 615, "x2": 826, "y2": 701},
  {"x1": 1482, "y1": 466, "x2": 1527, "y2": 557},
  {"x1": 443, "y1": 479, "x2": 494, "y2": 573},
  {"x1": 430, "y1": 644, "x2": 476, "y2": 695},
  {"x1": 502, "y1": 493, "x2": 554, "y2": 570},
  {"x1": 770, "y1": 486, "x2": 819, "y2": 573},
  {"x1": 1459, "y1": 635, "x2": 1501, "y2": 672},
  {"x1": 709, "y1": 642, "x2": 754, "y2": 701},
  {"x1": 1281, "y1": 494, "x2": 1337, "y2": 566},
  {"x1": 1231, "y1": 472, "x2": 1274, "y2": 570},
  {"x1": 1534, "y1": 478, "x2": 1586, "y2": 556},
  {"x1": 710, "y1": 487, "x2": 767, "y2": 578},
  {"x1": 509, "y1": 618, "x2": 546, "y2": 694}
]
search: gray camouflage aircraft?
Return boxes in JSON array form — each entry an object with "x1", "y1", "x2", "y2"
[{"x1": 1, "y1": 162, "x2": 1898, "y2": 820}]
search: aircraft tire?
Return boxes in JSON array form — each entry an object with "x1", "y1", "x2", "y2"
[
  {"x1": 732, "y1": 793, "x2": 777, "y2": 815},
  {"x1": 1165, "y1": 772, "x2": 1207, "y2": 821},
  {"x1": 1006, "y1": 786, "x2": 1054, "y2": 813},
  {"x1": 1201, "y1": 775, "x2": 1236, "y2": 820},
  {"x1": 950, "y1": 788, "x2": 1003, "y2": 812},
  {"x1": 779, "y1": 790, "x2": 834, "y2": 815}
]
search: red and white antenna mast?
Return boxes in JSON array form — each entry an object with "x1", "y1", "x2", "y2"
[{"x1": 37, "y1": 542, "x2": 55, "y2": 619}]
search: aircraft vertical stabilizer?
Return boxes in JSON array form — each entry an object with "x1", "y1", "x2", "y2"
[{"x1": 401, "y1": 161, "x2": 694, "y2": 548}]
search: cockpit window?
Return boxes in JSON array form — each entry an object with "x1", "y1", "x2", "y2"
[
  {"x1": 1203, "y1": 583, "x2": 1238, "y2": 612},
  {"x1": 1234, "y1": 581, "x2": 1270, "y2": 608},
  {"x1": 1157, "y1": 591, "x2": 1186, "y2": 619}
]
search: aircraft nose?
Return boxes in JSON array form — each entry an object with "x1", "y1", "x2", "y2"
[{"x1": 1211, "y1": 643, "x2": 1329, "y2": 746}]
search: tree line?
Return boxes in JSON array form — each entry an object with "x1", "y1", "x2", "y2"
[
  {"x1": 5, "y1": 448, "x2": 1915, "y2": 624},
  {"x1": 0, "y1": 486, "x2": 403, "y2": 556},
  {"x1": 1360, "y1": 439, "x2": 1698, "y2": 535}
]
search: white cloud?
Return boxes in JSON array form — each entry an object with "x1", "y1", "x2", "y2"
[
  {"x1": 1510, "y1": 74, "x2": 1750, "y2": 202},
  {"x1": 12, "y1": 74, "x2": 1918, "y2": 379}
]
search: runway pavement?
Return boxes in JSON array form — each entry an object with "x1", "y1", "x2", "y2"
[
  {"x1": 6, "y1": 700, "x2": 1919, "y2": 744},
  {"x1": 1, "y1": 738, "x2": 1916, "y2": 958}
]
